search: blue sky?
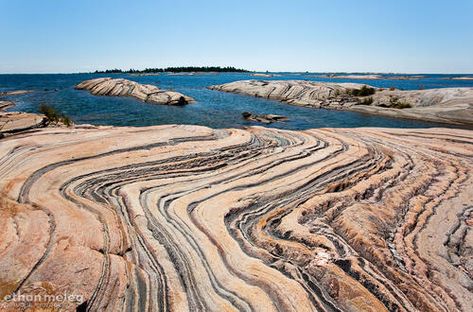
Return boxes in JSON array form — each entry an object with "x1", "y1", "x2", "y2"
[{"x1": 1, "y1": 0, "x2": 472, "y2": 73}]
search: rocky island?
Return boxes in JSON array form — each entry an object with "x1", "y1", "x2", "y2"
[
  {"x1": 0, "y1": 123, "x2": 472, "y2": 311},
  {"x1": 209, "y1": 80, "x2": 473, "y2": 125},
  {"x1": 76, "y1": 78, "x2": 194, "y2": 105}
]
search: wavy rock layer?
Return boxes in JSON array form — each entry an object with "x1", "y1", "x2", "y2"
[
  {"x1": 0, "y1": 101, "x2": 14, "y2": 111},
  {"x1": 1, "y1": 92, "x2": 48, "y2": 135},
  {"x1": 0, "y1": 125, "x2": 472, "y2": 311},
  {"x1": 0, "y1": 112, "x2": 47, "y2": 135},
  {"x1": 76, "y1": 78, "x2": 194, "y2": 105},
  {"x1": 209, "y1": 80, "x2": 473, "y2": 125}
]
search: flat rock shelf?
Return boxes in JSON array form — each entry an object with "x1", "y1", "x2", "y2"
[{"x1": 0, "y1": 124, "x2": 472, "y2": 311}]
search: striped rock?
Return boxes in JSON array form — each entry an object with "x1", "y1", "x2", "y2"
[
  {"x1": 76, "y1": 78, "x2": 194, "y2": 105},
  {"x1": 209, "y1": 80, "x2": 473, "y2": 125},
  {"x1": 0, "y1": 125, "x2": 472, "y2": 311}
]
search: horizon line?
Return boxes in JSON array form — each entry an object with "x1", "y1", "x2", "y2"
[{"x1": 1, "y1": 70, "x2": 473, "y2": 75}]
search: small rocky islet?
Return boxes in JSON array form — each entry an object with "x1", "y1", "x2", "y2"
[{"x1": 75, "y1": 77, "x2": 194, "y2": 105}]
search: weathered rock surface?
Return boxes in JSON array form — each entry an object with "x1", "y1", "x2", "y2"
[
  {"x1": 76, "y1": 78, "x2": 194, "y2": 105},
  {"x1": 0, "y1": 90, "x2": 32, "y2": 112},
  {"x1": 252, "y1": 73, "x2": 274, "y2": 78},
  {"x1": 242, "y1": 111, "x2": 288, "y2": 124},
  {"x1": 210, "y1": 80, "x2": 364, "y2": 108},
  {"x1": 452, "y1": 77, "x2": 473, "y2": 80},
  {"x1": 0, "y1": 100, "x2": 14, "y2": 111},
  {"x1": 0, "y1": 124, "x2": 472, "y2": 311},
  {"x1": 0, "y1": 90, "x2": 32, "y2": 97},
  {"x1": 209, "y1": 80, "x2": 473, "y2": 125},
  {"x1": 0, "y1": 112, "x2": 47, "y2": 135},
  {"x1": 324, "y1": 74, "x2": 383, "y2": 80},
  {"x1": 0, "y1": 96, "x2": 47, "y2": 135}
]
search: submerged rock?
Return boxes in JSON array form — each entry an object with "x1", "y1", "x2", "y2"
[
  {"x1": 242, "y1": 111, "x2": 288, "y2": 124},
  {"x1": 76, "y1": 77, "x2": 194, "y2": 105}
]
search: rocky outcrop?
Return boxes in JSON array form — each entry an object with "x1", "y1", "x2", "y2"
[
  {"x1": 0, "y1": 90, "x2": 32, "y2": 97},
  {"x1": 452, "y1": 77, "x2": 473, "y2": 80},
  {"x1": 0, "y1": 90, "x2": 33, "y2": 112},
  {"x1": 209, "y1": 80, "x2": 473, "y2": 125},
  {"x1": 210, "y1": 80, "x2": 363, "y2": 108},
  {"x1": 252, "y1": 73, "x2": 274, "y2": 78},
  {"x1": 0, "y1": 124, "x2": 472, "y2": 311},
  {"x1": 0, "y1": 101, "x2": 14, "y2": 111},
  {"x1": 324, "y1": 74, "x2": 383, "y2": 80},
  {"x1": 0, "y1": 92, "x2": 48, "y2": 136},
  {"x1": 242, "y1": 111, "x2": 288, "y2": 124},
  {"x1": 0, "y1": 112, "x2": 47, "y2": 135},
  {"x1": 76, "y1": 78, "x2": 194, "y2": 105}
]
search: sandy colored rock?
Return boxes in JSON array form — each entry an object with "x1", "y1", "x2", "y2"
[
  {"x1": 0, "y1": 124, "x2": 472, "y2": 311},
  {"x1": 0, "y1": 90, "x2": 32, "y2": 97},
  {"x1": 0, "y1": 101, "x2": 14, "y2": 111},
  {"x1": 1, "y1": 91, "x2": 48, "y2": 136},
  {"x1": 325, "y1": 74, "x2": 383, "y2": 79},
  {"x1": 209, "y1": 80, "x2": 473, "y2": 125},
  {"x1": 0, "y1": 112, "x2": 47, "y2": 134},
  {"x1": 452, "y1": 77, "x2": 473, "y2": 80},
  {"x1": 76, "y1": 77, "x2": 194, "y2": 105},
  {"x1": 0, "y1": 90, "x2": 33, "y2": 112}
]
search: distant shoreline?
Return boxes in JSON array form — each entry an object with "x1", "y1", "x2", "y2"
[
  {"x1": 1, "y1": 71, "x2": 473, "y2": 76},
  {"x1": 94, "y1": 66, "x2": 250, "y2": 74}
]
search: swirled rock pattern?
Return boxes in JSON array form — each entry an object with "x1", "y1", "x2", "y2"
[
  {"x1": 76, "y1": 78, "x2": 194, "y2": 105},
  {"x1": 209, "y1": 80, "x2": 473, "y2": 125},
  {"x1": 0, "y1": 125, "x2": 472, "y2": 311}
]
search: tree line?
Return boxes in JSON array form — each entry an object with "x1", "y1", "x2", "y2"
[{"x1": 94, "y1": 66, "x2": 249, "y2": 74}]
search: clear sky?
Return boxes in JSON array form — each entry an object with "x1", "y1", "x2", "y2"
[{"x1": 1, "y1": 0, "x2": 472, "y2": 74}]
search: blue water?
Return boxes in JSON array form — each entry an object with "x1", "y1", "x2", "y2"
[{"x1": 1, "y1": 73, "x2": 473, "y2": 129}]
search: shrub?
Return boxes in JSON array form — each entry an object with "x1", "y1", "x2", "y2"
[
  {"x1": 351, "y1": 85, "x2": 376, "y2": 97},
  {"x1": 39, "y1": 104, "x2": 73, "y2": 126},
  {"x1": 388, "y1": 97, "x2": 411, "y2": 109},
  {"x1": 361, "y1": 97, "x2": 373, "y2": 105},
  {"x1": 391, "y1": 101, "x2": 411, "y2": 109}
]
